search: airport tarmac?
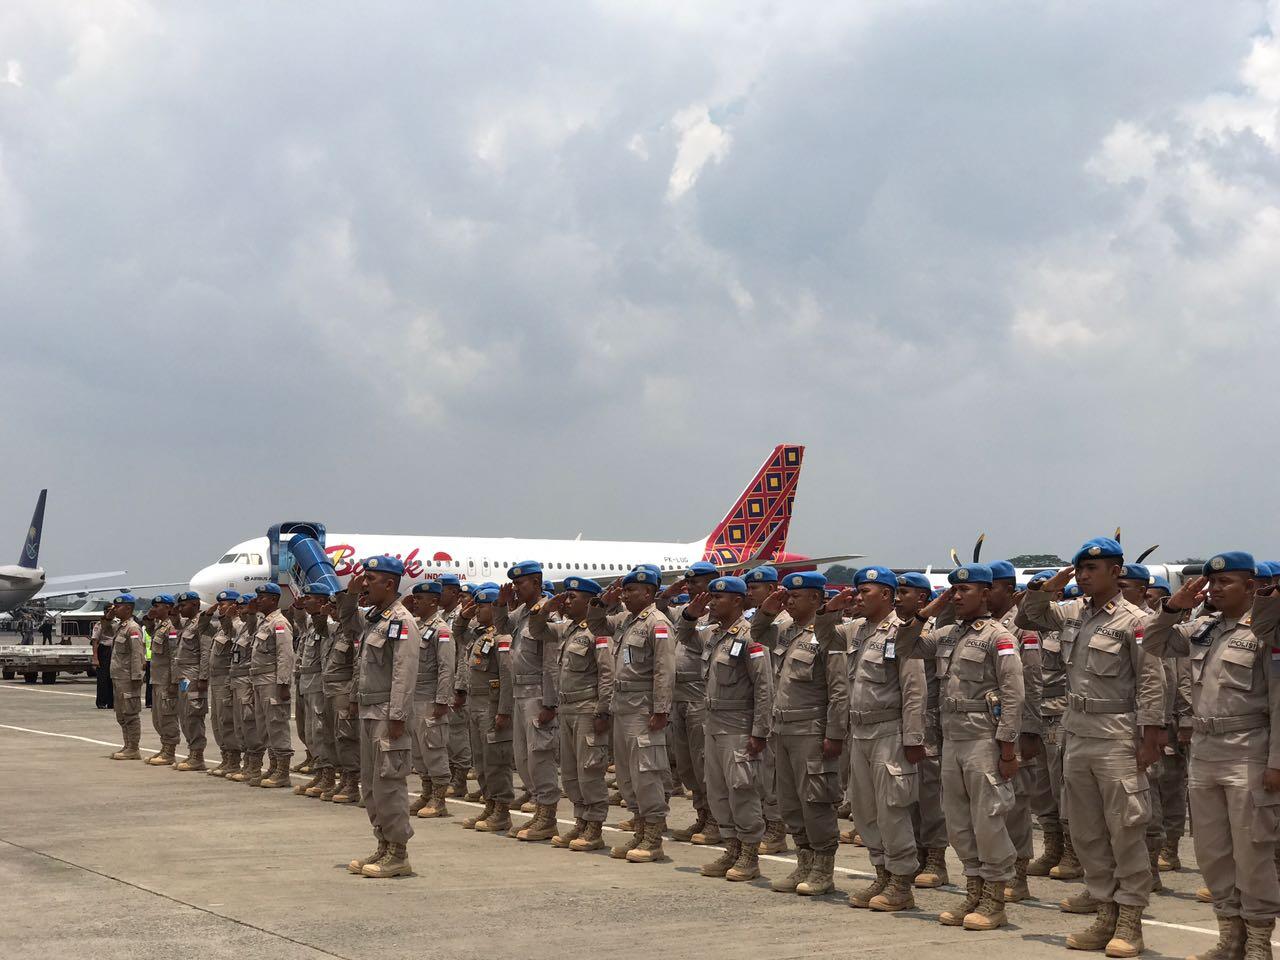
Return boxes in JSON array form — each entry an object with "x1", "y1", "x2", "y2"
[{"x1": 0, "y1": 677, "x2": 1224, "y2": 960}]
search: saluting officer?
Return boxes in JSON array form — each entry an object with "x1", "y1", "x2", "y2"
[
  {"x1": 1146, "y1": 574, "x2": 1193, "y2": 873},
  {"x1": 818, "y1": 566, "x2": 926, "y2": 911},
  {"x1": 530, "y1": 576, "x2": 614, "y2": 850},
  {"x1": 1021, "y1": 538, "x2": 1166, "y2": 958},
  {"x1": 294, "y1": 584, "x2": 338, "y2": 799},
  {"x1": 754, "y1": 571, "x2": 848, "y2": 896},
  {"x1": 339, "y1": 558, "x2": 421, "y2": 878},
  {"x1": 678, "y1": 576, "x2": 774, "y2": 882},
  {"x1": 226, "y1": 594, "x2": 263, "y2": 782},
  {"x1": 456, "y1": 585, "x2": 516, "y2": 834},
  {"x1": 896, "y1": 564, "x2": 1024, "y2": 932},
  {"x1": 404, "y1": 580, "x2": 455, "y2": 820},
  {"x1": 172, "y1": 591, "x2": 213, "y2": 772},
  {"x1": 104, "y1": 595, "x2": 147, "y2": 760},
  {"x1": 745, "y1": 564, "x2": 791, "y2": 855},
  {"x1": 437, "y1": 574, "x2": 472, "y2": 798},
  {"x1": 1145, "y1": 554, "x2": 1280, "y2": 960},
  {"x1": 250, "y1": 583, "x2": 296, "y2": 789},
  {"x1": 146, "y1": 594, "x2": 182, "y2": 766},
  {"x1": 205, "y1": 590, "x2": 241, "y2": 777},
  {"x1": 588, "y1": 567, "x2": 676, "y2": 863}
]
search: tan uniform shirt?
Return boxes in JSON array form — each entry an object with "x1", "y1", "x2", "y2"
[
  {"x1": 412, "y1": 611, "x2": 455, "y2": 705},
  {"x1": 675, "y1": 614, "x2": 773, "y2": 739},
  {"x1": 229, "y1": 615, "x2": 256, "y2": 679},
  {"x1": 587, "y1": 601, "x2": 676, "y2": 716},
  {"x1": 250, "y1": 609, "x2": 295, "y2": 687},
  {"x1": 498, "y1": 600, "x2": 557, "y2": 707},
  {"x1": 815, "y1": 610, "x2": 925, "y2": 744},
  {"x1": 1021, "y1": 588, "x2": 1166, "y2": 739},
  {"x1": 105, "y1": 617, "x2": 146, "y2": 682},
  {"x1": 530, "y1": 606, "x2": 613, "y2": 716},
  {"x1": 297, "y1": 614, "x2": 330, "y2": 696},
  {"x1": 149, "y1": 616, "x2": 176, "y2": 687},
  {"x1": 337, "y1": 595, "x2": 420, "y2": 722},
  {"x1": 173, "y1": 612, "x2": 213, "y2": 684},
  {"x1": 208, "y1": 616, "x2": 234, "y2": 680},
  {"x1": 456, "y1": 618, "x2": 513, "y2": 713},
  {"x1": 999, "y1": 605, "x2": 1043, "y2": 735},
  {"x1": 752, "y1": 610, "x2": 848, "y2": 740}
]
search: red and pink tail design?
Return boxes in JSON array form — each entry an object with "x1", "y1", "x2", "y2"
[{"x1": 702, "y1": 444, "x2": 804, "y2": 566}]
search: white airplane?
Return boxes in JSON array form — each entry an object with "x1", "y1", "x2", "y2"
[
  {"x1": 0, "y1": 490, "x2": 129, "y2": 613},
  {"x1": 190, "y1": 444, "x2": 858, "y2": 600}
]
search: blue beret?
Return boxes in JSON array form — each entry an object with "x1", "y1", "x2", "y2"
[
  {"x1": 1120, "y1": 563, "x2": 1151, "y2": 583},
  {"x1": 479, "y1": 581, "x2": 500, "y2": 591},
  {"x1": 544, "y1": 580, "x2": 556, "y2": 594},
  {"x1": 1205, "y1": 551, "x2": 1257, "y2": 576},
  {"x1": 948, "y1": 564, "x2": 993, "y2": 585},
  {"x1": 686, "y1": 561, "x2": 719, "y2": 577},
  {"x1": 746, "y1": 565, "x2": 779, "y2": 583},
  {"x1": 236, "y1": 594, "x2": 254, "y2": 605},
  {"x1": 474, "y1": 587, "x2": 500, "y2": 604},
  {"x1": 412, "y1": 581, "x2": 443, "y2": 595},
  {"x1": 896, "y1": 572, "x2": 932, "y2": 592},
  {"x1": 854, "y1": 566, "x2": 897, "y2": 591},
  {"x1": 674, "y1": 593, "x2": 690, "y2": 603},
  {"x1": 1071, "y1": 537, "x2": 1123, "y2": 567},
  {"x1": 783, "y1": 571, "x2": 827, "y2": 591},
  {"x1": 1062, "y1": 583, "x2": 1082, "y2": 599},
  {"x1": 459, "y1": 582, "x2": 477, "y2": 595},
  {"x1": 1148, "y1": 576, "x2": 1172, "y2": 595},
  {"x1": 303, "y1": 583, "x2": 335, "y2": 597},
  {"x1": 562, "y1": 576, "x2": 602, "y2": 596},
  {"x1": 255, "y1": 582, "x2": 282, "y2": 596},
  {"x1": 215, "y1": 590, "x2": 240, "y2": 602},
  {"x1": 112, "y1": 593, "x2": 137, "y2": 605},
  {"x1": 930, "y1": 588, "x2": 945, "y2": 600},
  {"x1": 152, "y1": 594, "x2": 176, "y2": 605},
  {"x1": 177, "y1": 591, "x2": 201, "y2": 603},
  {"x1": 1028, "y1": 569, "x2": 1055, "y2": 585},
  {"x1": 622, "y1": 567, "x2": 660, "y2": 587},
  {"x1": 438, "y1": 574, "x2": 461, "y2": 587},
  {"x1": 364, "y1": 555, "x2": 405, "y2": 577},
  {"x1": 1258, "y1": 561, "x2": 1280, "y2": 579},
  {"x1": 989, "y1": 560, "x2": 1017, "y2": 581},
  {"x1": 708, "y1": 576, "x2": 747, "y2": 596},
  {"x1": 508, "y1": 560, "x2": 542, "y2": 579},
  {"x1": 637, "y1": 564, "x2": 663, "y2": 580}
]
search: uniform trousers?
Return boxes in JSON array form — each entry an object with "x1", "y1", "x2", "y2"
[
  {"x1": 704, "y1": 727, "x2": 764, "y2": 843},
  {"x1": 210, "y1": 677, "x2": 237, "y2": 752},
  {"x1": 112, "y1": 679, "x2": 143, "y2": 744},
  {"x1": 774, "y1": 734, "x2": 841, "y2": 852},
  {"x1": 670, "y1": 699, "x2": 708, "y2": 810},
  {"x1": 941, "y1": 737, "x2": 1017, "y2": 883},
  {"x1": 1190, "y1": 756, "x2": 1280, "y2": 920},
  {"x1": 513, "y1": 694, "x2": 560, "y2": 805},
  {"x1": 613, "y1": 711, "x2": 669, "y2": 820},
  {"x1": 560, "y1": 710, "x2": 609, "y2": 822},
  {"x1": 251, "y1": 682, "x2": 293, "y2": 758},
  {"x1": 410, "y1": 700, "x2": 451, "y2": 785},
  {"x1": 360, "y1": 717, "x2": 414, "y2": 845},
  {"x1": 176, "y1": 685, "x2": 208, "y2": 752},
  {"x1": 849, "y1": 732, "x2": 920, "y2": 874}
]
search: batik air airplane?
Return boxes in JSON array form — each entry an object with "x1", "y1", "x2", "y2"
[{"x1": 189, "y1": 445, "x2": 855, "y2": 601}]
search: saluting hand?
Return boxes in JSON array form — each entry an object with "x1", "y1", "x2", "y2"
[
  {"x1": 760, "y1": 587, "x2": 788, "y2": 615},
  {"x1": 458, "y1": 600, "x2": 478, "y2": 621},
  {"x1": 1167, "y1": 576, "x2": 1208, "y2": 612},
  {"x1": 1044, "y1": 566, "x2": 1076, "y2": 594},
  {"x1": 601, "y1": 582, "x2": 624, "y2": 607},
  {"x1": 823, "y1": 588, "x2": 856, "y2": 614},
  {"x1": 920, "y1": 587, "x2": 957, "y2": 620},
  {"x1": 684, "y1": 592, "x2": 712, "y2": 619},
  {"x1": 498, "y1": 583, "x2": 515, "y2": 607}
]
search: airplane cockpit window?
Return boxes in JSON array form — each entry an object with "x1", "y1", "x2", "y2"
[
  {"x1": 250, "y1": 554, "x2": 264, "y2": 565},
  {"x1": 219, "y1": 554, "x2": 237, "y2": 563}
]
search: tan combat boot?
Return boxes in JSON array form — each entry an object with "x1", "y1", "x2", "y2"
[
  {"x1": 1066, "y1": 902, "x2": 1119, "y2": 951},
  {"x1": 915, "y1": 846, "x2": 950, "y2": 888},
  {"x1": 462, "y1": 799, "x2": 494, "y2": 830},
  {"x1": 940, "y1": 876, "x2": 984, "y2": 926},
  {"x1": 1061, "y1": 889, "x2": 1102, "y2": 914},
  {"x1": 419, "y1": 783, "x2": 450, "y2": 819},
  {"x1": 553, "y1": 818, "x2": 586, "y2": 848},
  {"x1": 147, "y1": 744, "x2": 176, "y2": 766},
  {"x1": 464, "y1": 785, "x2": 483, "y2": 802},
  {"x1": 570, "y1": 820, "x2": 605, "y2": 852},
  {"x1": 295, "y1": 766, "x2": 325, "y2": 796},
  {"x1": 797, "y1": 851, "x2": 837, "y2": 897},
  {"x1": 670, "y1": 808, "x2": 708, "y2": 843},
  {"x1": 238, "y1": 752, "x2": 265, "y2": 784},
  {"x1": 176, "y1": 748, "x2": 205, "y2": 772},
  {"x1": 260, "y1": 755, "x2": 292, "y2": 788},
  {"x1": 773, "y1": 848, "x2": 814, "y2": 893},
  {"x1": 1029, "y1": 830, "x2": 1064, "y2": 876},
  {"x1": 1005, "y1": 857, "x2": 1031, "y2": 903},
  {"x1": 475, "y1": 801, "x2": 511, "y2": 834},
  {"x1": 869, "y1": 874, "x2": 917, "y2": 912},
  {"x1": 848, "y1": 865, "x2": 890, "y2": 909},
  {"x1": 445, "y1": 768, "x2": 464, "y2": 798},
  {"x1": 224, "y1": 752, "x2": 249, "y2": 781},
  {"x1": 515, "y1": 789, "x2": 533, "y2": 812},
  {"x1": 615, "y1": 815, "x2": 636, "y2": 832},
  {"x1": 248, "y1": 753, "x2": 269, "y2": 787},
  {"x1": 608, "y1": 788, "x2": 624, "y2": 806},
  {"x1": 206, "y1": 752, "x2": 228, "y2": 777},
  {"x1": 1052, "y1": 832, "x2": 1084, "y2": 880},
  {"x1": 626, "y1": 818, "x2": 667, "y2": 863},
  {"x1": 363, "y1": 842, "x2": 411, "y2": 878},
  {"x1": 111, "y1": 737, "x2": 141, "y2": 760},
  {"x1": 1199, "y1": 887, "x2": 1215, "y2": 904},
  {"x1": 611, "y1": 821, "x2": 645, "y2": 860},
  {"x1": 759, "y1": 820, "x2": 789, "y2": 855},
  {"x1": 726, "y1": 840, "x2": 761, "y2": 881},
  {"x1": 701, "y1": 839, "x2": 742, "y2": 877},
  {"x1": 331, "y1": 769, "x2": 360, "y2": 803},
  {"x1": 1244, "y1": 920, "x2": 1275, "y2": 960},
  {"x1": 1189, "y1": 915, "x2": 1245, "y2": 960},
  {"x1": 410, "y1": 777, "x2": 432, "y2": 815},
  {"x1": 348, "y1": 837, "x2": 388, "y2": 874},
  {"x1": 291, "y1": 750, "x2": 314, "y2": 774},
  {"x1": 1157, "y1": 837, "x2": 1181, "y2": 872},
  {"x1": 1105, "y1": 904, "x2": 1145, "y2": 958},
  {"x1": 306, "y1": 767, "x2": 334, "y2": 798},
  {"x1": 691, "y1": 812, "x2": 722, "y2": 845},
  {"x1": 519, "y1": 804, "x2": 560, "y2": 842},
  {"x1": 320, "y1": 769, "x2": 344, "y2": 801},
  {"x1": 964, "y1": 880, "x2": 1007, "y2": 930}
]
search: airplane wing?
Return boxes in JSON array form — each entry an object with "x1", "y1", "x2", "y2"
[
  {"x1": 43, "y1": 571, "x2": 128, "y2": 586},
  {"x1": 772, "y1": 554, "x2": 862, "y2": 570},
  {"x1": 34, "y1": 581, "x2": 188, "y2": 601}
]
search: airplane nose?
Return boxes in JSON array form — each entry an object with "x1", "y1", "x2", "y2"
[{"x1": 189, "y1": 564, "x2": 226, "y2": 603}]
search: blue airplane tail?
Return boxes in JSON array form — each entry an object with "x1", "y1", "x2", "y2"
[{"x1": 19, "y1": 489, "x2": 46, "y2": 569}]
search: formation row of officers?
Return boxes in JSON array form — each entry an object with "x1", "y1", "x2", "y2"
[{"x1": 91, "y1": 539, "x2": 1280, "y2": 960}]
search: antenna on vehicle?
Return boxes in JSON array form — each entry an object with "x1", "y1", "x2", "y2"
[{"x1": 972, "y1": 533, "x2": 986, "y2": 563}]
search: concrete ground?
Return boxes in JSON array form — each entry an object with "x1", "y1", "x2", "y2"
[{"x1": 0, "y1": 678, "x2": 1223, "y2": 960}]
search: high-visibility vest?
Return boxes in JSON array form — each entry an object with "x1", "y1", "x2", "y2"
[{"x1": 144, "y1": 629, "x2": 152, "y2": 662}]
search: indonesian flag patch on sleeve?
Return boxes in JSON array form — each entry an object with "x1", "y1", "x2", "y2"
[
  {"x1": 438, "y1": 628, "x2": 451, "y2": 643},
  {"x1": 274, "y1": 625, "x2": 285, "y2": 634},
  {"x1": 497, "y1": 637, "x2": 511, "y2": 652},
  {"x1": 654, "y1": 625, "x2": 669, "y2": 640},
  {"x1": 996, "y1": 636, "x2": 1016, "y2": 656},
  {"x1": 748, "y1": 643, "x2": 765, "y2": 660},
  {"x1": 1134, "y1": 627, "x2": 1144, "y2": 642},
  {"x1": 1021, "y1": 632, "x2": 1039, "y2": 649},
  {"x1": 399, "y1": 623, "x2": 410, "y2": 641},
  {"x1": 169, "y1": 630, "x2": 178, "y2": 639},
  {"x1": 595, "y1": 636, "x2": 609, "y2": 649}
]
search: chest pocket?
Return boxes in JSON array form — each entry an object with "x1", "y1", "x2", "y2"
[
  {"x1": 1085, "y1": 633, "x2": 1125, "y2": 677},
  {"x1": 565, "y1": 640, "x2": 593, "y2": 671},
  {"x1": 714, "y1": 647, "x2": 740, "y2": 684},
  {"x1": 1218, "y1": 643, "x2": 1258, "y2": 691},
  {"x1": 1190, "y1": 643, "x2": 1210, "y2": 685},
  {"x1": 857, "y1": 652, "x2": 888, "y2": 684},
  {"x1": 787, "y1": 644, "x2": 817, "y2": 680},
  {"x1": 953, "y1": 641, "x2": 988, "y2": 680},
  {"x1": 624, "y1": 632, "x2": 649, "y2": 665},
  {"x1": 364, "y1": 630, "x2": 388, "y2": 668},
  {"x1": 936, "y1": 641, "x2": 957, "y2": 679}
]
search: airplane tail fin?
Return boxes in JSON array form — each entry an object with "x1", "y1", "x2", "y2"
[
  {"x1": 19, "y1": 489, "x2": 46, "y2": 569},
  {"x1": 701, "y1": 445, "x2": 804, "y2": 566}
]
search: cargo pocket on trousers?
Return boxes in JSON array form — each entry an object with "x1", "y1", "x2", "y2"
[
  {"x1": 584, "y1": 730, "x2": 610, "y2": 771},
  {"x1": 1251, "y1": 789, "x2": 1280, "y2": 842},
  {"x1": 804, "y1": 756, "x2": 842, "y2": 803},
  {"x1": 984, "y1": 772, "x2": 1016, "y2": 817},
  {"x1": 531, "y1": 721, "x2": 558, "y2": 754},
  {"x1": 636, "y1": 732, "x2": 667, "y2": 773},
  {"x1": 1119, "y1": 776, "x2": 1151, "y2": 827},
  {"x1": 730, "y1": 749, "x2": 761, "y2": 791},
  {"x1": 124, "y1": 694, "x2": 141, "y2": 716},
  {"x1": 376, "y1": 738, "x2": 411, "y2": 780},
  {"x1": 883, "y1": 761, "x2": 919, "y2": 808}
]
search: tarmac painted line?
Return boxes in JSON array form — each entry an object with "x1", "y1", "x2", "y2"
[
  {"x1": 0, "y1": 682, "x2": 97, "y2": 698},
  {"x1": 0, "y1": 715, "x2": 1241, "y2": 943}
]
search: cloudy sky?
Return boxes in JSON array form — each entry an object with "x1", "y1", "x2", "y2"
[{"x1": 3, "y1": 1, "x2": 1279, "y2": 585}]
